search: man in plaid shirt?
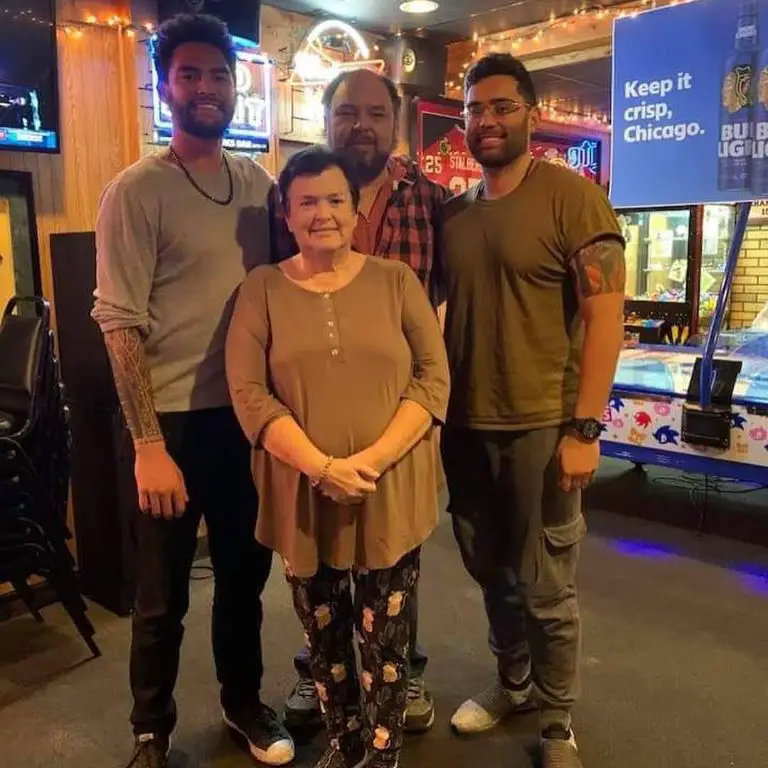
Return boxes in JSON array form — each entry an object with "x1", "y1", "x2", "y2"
[{"x1": 271, "y1": 68, "x2": 447, "y2": 736}]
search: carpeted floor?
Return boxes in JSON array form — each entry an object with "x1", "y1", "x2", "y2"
[{"x1": 1, "y1": 471, "x2": 768, "y2": 768}]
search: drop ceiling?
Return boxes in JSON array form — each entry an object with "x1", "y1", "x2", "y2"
[{"x1": 266, "y1": 0, "x2": 631, "y2": 41}]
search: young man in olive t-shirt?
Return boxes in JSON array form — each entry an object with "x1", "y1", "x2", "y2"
[{"x1": 439, "y1": 54, "x2": 625, "y2": 768}]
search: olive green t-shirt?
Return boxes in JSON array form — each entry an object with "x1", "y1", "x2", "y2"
[{"x1": 440, "y1": 160, "x2": 623, "y2": 430}]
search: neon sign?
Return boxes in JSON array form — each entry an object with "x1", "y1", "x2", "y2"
[
  {"x1": 150, "y1": 37, "x2": 272, "y2": 153},
  {"x1": 290, "y1": 20, "x2": 386, "y2": 86},
  {"x1": 567, "y1": 140, "x2": 600, "y2": 176},
  {"x1": 531, "y1": 135, "x2": 602, "y2": 182}
]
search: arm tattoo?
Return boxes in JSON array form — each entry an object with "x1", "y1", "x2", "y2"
[
  {"x1": 571, "y1": 238, "x2": 626, "y2": 299},
  {"x1": 103, "y1": 328, "x2": 162, "y2": 445}
]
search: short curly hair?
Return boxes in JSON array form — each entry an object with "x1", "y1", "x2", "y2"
[
  {"x1": 279, "y1": 146, "x2": 361, "y2": 214},
  {"x1": 153, "y1": 13, "x2": 236, "y2": 84}
]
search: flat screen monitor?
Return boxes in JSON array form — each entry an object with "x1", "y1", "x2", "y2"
[{"x1": 0, "y1": 0, "x2": 60, "y2": 153}]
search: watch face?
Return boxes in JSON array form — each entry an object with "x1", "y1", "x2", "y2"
[{"x1": 576, "y1": 419, "x2": 602, "y2": 441}]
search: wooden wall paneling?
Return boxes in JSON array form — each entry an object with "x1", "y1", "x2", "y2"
[
  {"x1": 0, "y1": 0, "x2": 141, "y2": 596},
  {"x1": 0, "y1": 1, "x2": 141, "y2": 312}
]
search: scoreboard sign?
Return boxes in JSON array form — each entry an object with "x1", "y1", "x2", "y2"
[{"x1": 414, "y1": 98, "x2": 602, "y2": 193}]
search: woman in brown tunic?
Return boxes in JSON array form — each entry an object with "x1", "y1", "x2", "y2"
[{"x1": 225, "y1": 146, "x2": 449, "y2": 768}]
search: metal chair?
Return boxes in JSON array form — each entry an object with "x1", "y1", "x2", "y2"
[{"x1": 0, "y1": 296, "x2": 100, "y2": 657}]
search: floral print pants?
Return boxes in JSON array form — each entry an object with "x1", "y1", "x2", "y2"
[{"x1": 286, "y1": 549, "x2": 420, "y2": 766}]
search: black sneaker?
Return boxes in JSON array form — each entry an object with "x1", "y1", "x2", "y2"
[
  {"x1": 366, "y1": 755, "x2": 399, "y2": 768},
  {"x1": 314, "y1": 745, "x2": 367, "y2": 768},
  {"x1": 223, "y1": 702, "x2": 295, "y2": 766},
  {"x1": 404, "y1": 676, "x2": 435, "y2": 733},
  {"x1": 284, "y1": 674, "x2": 323, "y2": 730},
  {"x1": 125, "y1": 734, "x2": 169, "y2": 768}
]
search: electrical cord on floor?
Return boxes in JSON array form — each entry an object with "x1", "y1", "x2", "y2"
[
  {"x1": 650, "y1": 473, "x2": 766, "y2": 533},
  {"x1": 652, "y1": 473, "x2": 766, "y2": 494}
]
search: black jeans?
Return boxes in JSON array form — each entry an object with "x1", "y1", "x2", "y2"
[
  {"x1": 293, "y1": 558, "x2": 427, "y2": 681},
  {"x1": 127, "y1": 406, "x2": 273, "y2": 736}
]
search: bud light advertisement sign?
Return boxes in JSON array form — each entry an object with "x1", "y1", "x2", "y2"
[{"x1": 611, "y1": 0, "x2": 768, "y2": 207}]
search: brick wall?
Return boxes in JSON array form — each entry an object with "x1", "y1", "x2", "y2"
[{"x1": 731, "y1": 224, "x2": 768, "y2": 329}]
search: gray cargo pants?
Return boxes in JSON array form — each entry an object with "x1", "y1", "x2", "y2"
[{"x1": 441, "y1": 424, "x2": 585, "y2": 732}]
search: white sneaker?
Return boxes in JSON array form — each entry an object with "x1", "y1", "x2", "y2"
[
  {"x1": 450, "y1": 679, "x2": 535, "y2": 734},
  {"x1": 541, "y1": 729, "x2": 582, "y2": 768}
]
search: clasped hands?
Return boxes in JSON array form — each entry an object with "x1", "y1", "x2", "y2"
[{"x1": 317, "y1": 452, "x2": 381, "y2": 505}]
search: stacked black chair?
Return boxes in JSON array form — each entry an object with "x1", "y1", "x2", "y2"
[{"x1": 0, "y1": 295, "x2": 100, "y2": 657}]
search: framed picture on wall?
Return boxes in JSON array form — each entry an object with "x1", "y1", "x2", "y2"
[{"x1": 412, "y1": 97, "x2": 604, "y2": 195}]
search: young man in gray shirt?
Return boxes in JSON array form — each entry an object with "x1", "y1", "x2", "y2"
[{"x1": 91, "y1": 15, "x2": 293, "y2": 768}]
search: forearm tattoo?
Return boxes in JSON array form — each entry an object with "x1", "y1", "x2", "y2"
[
  {"x1": 571, "y1": 238, "x2": 626, "y2": 299},
  {"x1": 103, "y1": 328, "x2": 162, "y2": 445}
]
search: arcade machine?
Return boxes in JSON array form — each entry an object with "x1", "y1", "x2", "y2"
[
  {"x1": 698, "y1": 204, "x2": 737, "y2": 332},
  {"x1": 601, "y1": 204, "x2": 768, "y2": 485},
  {"x1": 618, "y1": 203, "x2": 736, "y2": 345}
]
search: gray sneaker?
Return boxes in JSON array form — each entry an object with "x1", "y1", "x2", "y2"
[
  {"x1": 404, "y1": 676, "x2": 435, "y2": 733},
  {"x1": 541, "y1": 728, "x2": 583, "y2": 768},
  {"x1": 450, "y1": 679, "x2": 535, "y2": 734},
  {"x1": 284, "y1": 675, "x2": 322, "y2": 730}
]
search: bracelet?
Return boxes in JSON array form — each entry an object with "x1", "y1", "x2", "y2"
[{"x1": 311, "y1": 455, "x2": 334, "y2": 487}]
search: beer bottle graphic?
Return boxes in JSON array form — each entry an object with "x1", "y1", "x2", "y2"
[
  {"x1": 718, "y1": 0, "x2": 758, "y2": 192},
  {"x1": 753, "y1": 3, "x2": 768, "y2": 193}
]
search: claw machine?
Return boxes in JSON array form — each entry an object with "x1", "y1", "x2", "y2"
[
  {"x1": 617, "y1": 204, "x2": 736, "y2": 345},
  {"x1": 618, "y1": 205, "x2": 696, "y2": 345},
  {"x1": 698, "y1": 205, "x2": 736, "y2": 333}
]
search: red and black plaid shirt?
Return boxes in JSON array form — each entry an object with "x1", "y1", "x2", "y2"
[{"x1": 269, "y1": 157, "x2": 449, "y2": 308}]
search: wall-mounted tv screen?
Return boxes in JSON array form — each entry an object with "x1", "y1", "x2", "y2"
[{"x1": 0, "y1": 0, "x2": 60, "y2": 153}]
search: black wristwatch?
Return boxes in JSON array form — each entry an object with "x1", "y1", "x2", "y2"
[{"x1": 567, "y1": 417, "x2": 603, "y2": 443}]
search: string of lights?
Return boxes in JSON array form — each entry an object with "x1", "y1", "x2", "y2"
[
  {"x1": 5, "y1": 0, "x2": 698, "y2": 129},
  {"x1": 476, "y1": 0, "x2": 698, "y2": 51},
  {"x1": 446, "y1": 0, "x2": 700, "y2": 128},
  {"x1": 0, "y1": 6, "x2": 154, "y2": 38}
]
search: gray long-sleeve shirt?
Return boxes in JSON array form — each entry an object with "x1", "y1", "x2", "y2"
[{"x1": 92, "y1": 151, "x2": 274, "y2": 413}]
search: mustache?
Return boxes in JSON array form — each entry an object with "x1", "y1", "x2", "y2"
[
  {"x1": 345, "y1": 130, "x2": 377, "y2": 146},
  {"x1": 473, "y1": 129, "x2": 508, "y2": 139},
  {"x1": 191, "y1": 99, "x2": 225, "y2": 109}
]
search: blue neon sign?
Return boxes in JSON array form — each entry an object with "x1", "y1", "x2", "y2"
[{"x1": 567, "y1": 139, "x2": 599, "y2": 176}]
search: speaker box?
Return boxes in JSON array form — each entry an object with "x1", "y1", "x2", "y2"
[
  {"x1": 50, "y1": 232, "x2": 136, "y2": 616},
  {"x1": 157, "y1": 0, "x2": 262, "y2": 45},
  {"x1": 385, "y1": 36, "x2": 447, "y2": 97}
]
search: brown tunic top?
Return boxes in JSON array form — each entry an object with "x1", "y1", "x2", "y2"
[{"x1": 226, "y1": 256, "x2": 450, "y2": 578}]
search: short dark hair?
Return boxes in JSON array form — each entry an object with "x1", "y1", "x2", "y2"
[
  {"x1": 321, "y1": 69, "x2": 402, "y2": 116},
  {"x1": 278, "y1": 146, "x2": 361, "y2": 213},
  {"x1": 153, "y1": 13, "x2": 236, "y2": 84},
  {"x1": 464, "y1": 53, "x2": 538, "y2": 106}
]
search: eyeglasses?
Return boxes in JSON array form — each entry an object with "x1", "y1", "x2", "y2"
[{"x1": 462, "y1": 100, "x2": 530, "y2": 121}]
